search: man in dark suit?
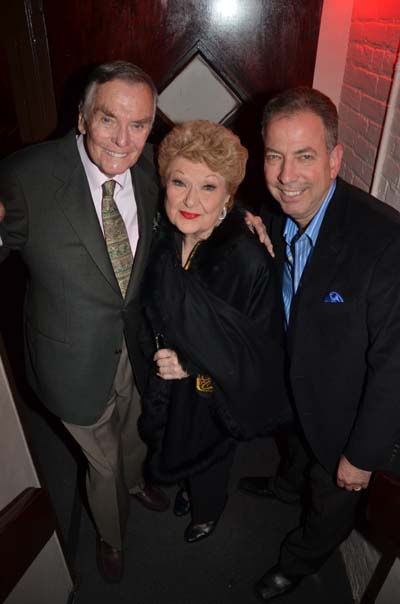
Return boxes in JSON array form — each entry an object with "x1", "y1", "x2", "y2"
[
  {"x1": 239, "y1": 87, "x2": 400, "y2": 601},
  {"x1": 0, "y1": 61, "x2": 169, "y2": 582}
]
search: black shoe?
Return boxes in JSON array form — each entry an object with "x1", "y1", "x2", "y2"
[
  {"x1": 184, "y1": 520, "x2": 217, "y2": 543},
  {"x1": 238, "y1": 476, "x2": 299, "y2": 505},
  {"x1": 255, "y1": 565, "x2": 301, "y2": 602},
  {"x1": 174, "y1": 488, "x2": 191, "y2": 517},
  {"x1": 96, "y1": 536, "x2": 124, "y2": 583},
  {"x1": 131, "y1": 483, "x2": 170, "y2": 512}
]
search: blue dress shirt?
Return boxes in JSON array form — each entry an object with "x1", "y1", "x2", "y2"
[{"x1": 282, "y1": 180, "x2": 337, "y2": 326}]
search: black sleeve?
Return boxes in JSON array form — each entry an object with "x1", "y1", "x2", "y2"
[{"x1": 344, "y1": 235, "x2": 400, "y2": 470}]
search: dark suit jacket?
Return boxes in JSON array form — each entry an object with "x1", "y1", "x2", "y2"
[
  {"x1": 0, "y1": 131, "x2": 159, "y2": 425},
  {"x1": 262, "y1": 178, "x2": 400, "y2": 473}
]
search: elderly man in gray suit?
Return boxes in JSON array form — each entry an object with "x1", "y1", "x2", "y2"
[{"x1": 0, "y1": 61, "x2": 170, "y2": 582}]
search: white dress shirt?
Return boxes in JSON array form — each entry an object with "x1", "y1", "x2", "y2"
[{"x1": 77, "y1": 135, "x2": 139, "y2": 258}]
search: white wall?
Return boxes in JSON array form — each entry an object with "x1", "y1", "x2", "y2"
[
  {"x1": 313, "y1": 0, "x2": 354, "y2": 107},
  {"x1": 0, "y1": 347, "x2": 73, "y2": 604}
]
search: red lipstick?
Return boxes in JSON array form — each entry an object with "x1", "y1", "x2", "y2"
[{"x1": 180, "y1": 211, "x2": 200, "y2": 219}]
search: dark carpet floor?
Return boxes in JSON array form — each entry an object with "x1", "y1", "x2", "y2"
[{"x1": 23, "y1": 401, "x2": 354, "y2": 604}]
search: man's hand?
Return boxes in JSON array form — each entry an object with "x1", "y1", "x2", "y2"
[
  {"x1": 336, "y1": 455, "x2": 372, "y2": 492},
  {"x1": 244, "y1": 211, "x2": 274, "y2": 257},
  {"x1": 153, "y1": 348, "x2": 189, "y2": 380},
  {"x1": 0, "y1": 201, "x2": 5, "y2": 223}
]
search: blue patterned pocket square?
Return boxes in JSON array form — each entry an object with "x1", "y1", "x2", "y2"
[{"x1": 324, "y1": 291, "x2": 344, "y2": 303}]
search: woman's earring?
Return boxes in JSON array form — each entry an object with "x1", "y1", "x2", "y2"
[{"x1": 219, "y1": 206, "x2": 227, "y2": 222}]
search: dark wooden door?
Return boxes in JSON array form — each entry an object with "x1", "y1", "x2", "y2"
[
  {"x1": 1, "y1": 0, "x2": 323, "y2": 382},
  {"x1": 42, "y1": 0, "x2": 323, "y2": 205}
]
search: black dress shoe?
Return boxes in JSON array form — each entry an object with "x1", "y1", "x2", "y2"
[
  {"x1": 174, "y1": 488, "x2": 191, "y2": 517},
  {"x1": 131, "y1": 483, "x2": 170, "y2": 512},
  {"x1": 238, "y1": 476, "x2": 299, "y2": 505},
  {"x1": 184, "y1": 520, "x2": 217, "y2": 543},
  {"x1": 255, "y1": 565, "x2": 301, "y2": 602},
  {"x1": 96, "y1": 536, "x2": 124, "y2": 583}
]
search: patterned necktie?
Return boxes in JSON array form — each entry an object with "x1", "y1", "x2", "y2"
[
  {"x1": 282, "y1": 230, "x2": 306, "y2": 326},
  {"x1": 282, "y1": 248, "x2": 294, "y2": 328},
  {"x1": 101, "y1": 180, "x2": 133, "y2": 298}
]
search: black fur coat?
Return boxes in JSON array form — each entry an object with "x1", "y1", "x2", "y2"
[{"x1": 139, "y1": 207, "x2": 290, "y2": 482}]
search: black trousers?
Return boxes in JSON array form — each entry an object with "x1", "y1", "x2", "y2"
[
  {"x1": 187, "y1": 446, "x2": 236, "y2": 522},
  {"x1": 273, "y1": 428, "x2": 362, "y2": 576}
]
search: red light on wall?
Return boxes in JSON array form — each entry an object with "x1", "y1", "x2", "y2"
[{"x1": 352, "y1": 0, "x2": 399, "y2": 21}]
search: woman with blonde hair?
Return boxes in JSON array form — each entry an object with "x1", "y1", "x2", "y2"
[{"x1": 139, "y1": 120, "x2": 289, "y2": 543}]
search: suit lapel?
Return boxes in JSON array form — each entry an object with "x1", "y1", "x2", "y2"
[
  {"x1": 53, "y1": 134, "x2": 159, "y2": 300},
  {"x1": 270, "y1": 215, "x2": 286, "y2": 287},
  {"x1": 124, "y1": 151, "x2": 159, "y2": 301},
  {"x1": 53, "y1": 133, "x2": 120, "y2": 294}
]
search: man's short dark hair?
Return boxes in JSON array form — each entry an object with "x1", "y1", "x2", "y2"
[
  {"x1": 81, "y1": 60, "x2": 158, "y2": 120},
  {"x1": 262, "y1": 87, "x2": 338, "y2": 151}
]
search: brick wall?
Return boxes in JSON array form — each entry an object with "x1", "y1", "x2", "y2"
[
  {"x1": 338, "y1": 11, "x2": 400, "y2": 601},
  {"x1": 377, "y1": 95, "x2": 400, "y2": 207},
  {"x1": 338, "y1": 1, "x2": 400, "y2": 209}
]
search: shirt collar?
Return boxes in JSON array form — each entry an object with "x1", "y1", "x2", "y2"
[
  {"x1": 283, "y1": 179, "x2": 337, "y2": 246},
  {"x1": 76, "y1": 134, "x2": 129, "y2": 192}
]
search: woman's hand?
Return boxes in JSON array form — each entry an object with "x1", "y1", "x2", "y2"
[
  {"x1": 154, "y1": 348, "x2": 189, "y2": 380},
  {"x1": 244, "y1": 211, "x2": 274, "y2": 257}
]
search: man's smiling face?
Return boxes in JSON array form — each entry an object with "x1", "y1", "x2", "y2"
[
  {"x1": 263, "y1": 110, "x2": 343, "y2": 228},
  {"x1": 78, "y1": 79, "x2": 154, "y2": 177}
]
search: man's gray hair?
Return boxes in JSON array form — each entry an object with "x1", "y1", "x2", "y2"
[
  {"x1": 81, "y1": 60, "x2": 158, "y2": 121},
  {"x1": 262, "y1": 87, "x2": 338, "y2": 152}
]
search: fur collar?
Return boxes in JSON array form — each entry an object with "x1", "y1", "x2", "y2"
[{"x1": 153, "y1": 206, "x2": 249, "y2": 282}]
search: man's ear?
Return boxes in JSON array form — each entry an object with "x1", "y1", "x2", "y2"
[
  {"x1": 329, "y1": 143, "x2": 344, "y2": 179},
  {"x1": 77, "y1": 102, "x2": 86, "y2": 135}
]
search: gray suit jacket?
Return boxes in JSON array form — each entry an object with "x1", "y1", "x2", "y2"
[{"x1": 0, "y1": 131, "x2": 160, "y2": 424}]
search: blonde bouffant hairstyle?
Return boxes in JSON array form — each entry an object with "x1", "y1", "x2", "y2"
[{"x1": 158, "y1": 120, "x2": 248, "y2": 210}]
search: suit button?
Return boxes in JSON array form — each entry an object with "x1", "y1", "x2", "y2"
[{"x1": 115, "y1": 348, "x2": 122, "y2": 354}]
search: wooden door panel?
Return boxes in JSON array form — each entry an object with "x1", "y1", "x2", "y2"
[
  {"x1": 43, "y1": 0, "x2": 322, "y2": 113},
  {"x1": 42, "y1": 0, "x2": 323, "y2": 204}
]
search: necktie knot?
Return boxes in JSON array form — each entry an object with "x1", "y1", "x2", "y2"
[{"x1": 102, "y1": 179, "x2": 116, "y2": 198}]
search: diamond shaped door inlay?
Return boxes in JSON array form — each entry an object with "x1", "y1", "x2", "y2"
[{"x1": 158, "y1": 54, "x2": 242, "y2": 124}]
